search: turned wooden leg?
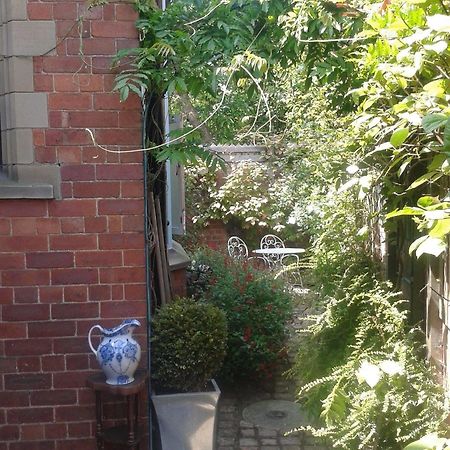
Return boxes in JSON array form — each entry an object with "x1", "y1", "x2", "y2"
[
  {"x1": 127, "y1": 394, "x2": 136, "y2": 449},
  {"x1": 95, "y1": 391, "x2": 104, "y2": 450}
]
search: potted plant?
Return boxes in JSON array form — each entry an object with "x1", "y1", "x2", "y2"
[{"x1": 151, "y1": 298, "x2": 228, "y2": 450}]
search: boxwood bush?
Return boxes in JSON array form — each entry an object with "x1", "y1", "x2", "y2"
[{"x1": 151, "y1": 298, "x2": 227, "y2": 392}]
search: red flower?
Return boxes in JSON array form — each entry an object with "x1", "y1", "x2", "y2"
[{"x1": 243, "y1": 326, "x2": 252, "y2": 342}]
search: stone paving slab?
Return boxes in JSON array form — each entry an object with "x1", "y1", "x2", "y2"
[{"x1": 216, "y1": 291, "x2": 330, "y2": 450}]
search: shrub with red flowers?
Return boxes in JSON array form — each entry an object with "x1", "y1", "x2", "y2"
[{"x1": 188, "y1": 248, "x2": 292, "y2": 384}]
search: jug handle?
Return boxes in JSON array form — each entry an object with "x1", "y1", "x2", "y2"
[{"x1": 88, "y1": 325, "x2": 103, "y2": 356}]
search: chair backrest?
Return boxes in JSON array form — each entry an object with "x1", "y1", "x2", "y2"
[
  {"x1": 227, "y1": 236, "x2": 248, "y2": 260},
  {"x1": 260, "y1": 234, "x2": 285, "y2": 250}
]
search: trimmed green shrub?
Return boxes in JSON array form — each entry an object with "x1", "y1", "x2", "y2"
[
  {"x1": 189, "y1": 248, "x2": 292, "y2": 383},
  {"x1": 151, "y1": 298, "x2": 227, "y2": 392}
]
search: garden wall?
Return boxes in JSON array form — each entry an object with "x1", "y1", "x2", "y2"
[{"x1": 0, "y1": 2, "x2": 151, "y2": 448}]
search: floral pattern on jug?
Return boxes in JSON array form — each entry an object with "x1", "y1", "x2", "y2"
[{"x1": 88, "y1": 319, "x2": 141, "y2": 385}]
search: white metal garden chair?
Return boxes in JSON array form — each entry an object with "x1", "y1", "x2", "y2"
[
  {"x1": 227, "y1": 236, "x2": 268, "y2": 269},
  {"x1": 259, "y1": 234, "x2": 300, "y2": 269}
]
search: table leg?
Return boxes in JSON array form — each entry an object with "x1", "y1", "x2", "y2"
[
  {"x1": 135, "y1": 394, "x2": 140, "y2": 450},
  {"x1": 95, "y1": 391, "x2": 104, "y2": 450},
  {"x1": 127, "y1": 394, "x2": 136, "y2": 449}
]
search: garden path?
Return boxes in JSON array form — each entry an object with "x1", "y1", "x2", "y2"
[{"x1": 215, "y1": 289, "x2": 330, "y2": 450}]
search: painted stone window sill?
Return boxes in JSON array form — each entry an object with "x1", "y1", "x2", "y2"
[{"x1": 0, "y1": 178, "x2": 54, "y2": 199}]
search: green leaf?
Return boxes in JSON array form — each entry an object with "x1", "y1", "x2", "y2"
[
  {"x1": 444, "y1": 118, "x2": 450, "y2": 150},
  {"x1": 430, "y1": 219, "x2": 450, "y2": 238},
  {"x1": 390, "y1": 128, "x2": 409, "y2": 148},
  {"x1": 404, "y1": 433, "x2": 450, "y2": 449},
  {"x1": 417, "y1": 196, "x2": 440, "y2": 208},
  {"x1": 427, "y1": 15, "x2": 450, "y2": 33},
  {"x1": 386, "y1": 207, "x2": 424, "y2": 219},
  {"x1": 416, "y1": 236, "x2": 447, "y2": 258},
  {"x1": 407, "y1": 171, "x2": 439, "y2": 190},
  {"x1": 422, "y1": 114, "x2": 448, "y2": 133},
  {"x1": 423, "y1": 80, "x2": 446, "y2": 98}
]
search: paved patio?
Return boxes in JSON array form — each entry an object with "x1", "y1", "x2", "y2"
[{"x1": 215, "y1": 290, "x2": 330, "y2": 450}]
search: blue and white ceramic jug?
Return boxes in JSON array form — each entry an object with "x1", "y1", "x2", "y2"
[{"x1": 88, "y1": 319, "x2": 141, "y2": 385}]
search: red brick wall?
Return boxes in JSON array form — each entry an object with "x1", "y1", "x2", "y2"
[
  {"x1": 199, "y1": 219, "x2": 229, "y2": 251},
  {"x1": 1, "y1": 2, "x2": 147, "y2": 449}
]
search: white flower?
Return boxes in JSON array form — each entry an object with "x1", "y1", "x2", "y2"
[
  {"x1": 346, "y1": 164, "x2": 360, "y2": 175},
  {"x1": 379, "y1": 360, "x2": 404, "y2": 376},
  {"x1": 356, "y1": 361, "x2": 381, "y2": 388}
]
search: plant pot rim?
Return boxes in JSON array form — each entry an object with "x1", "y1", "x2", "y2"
[{"x1": 152, "y1": 378, "x2": 220, "y2": 399}]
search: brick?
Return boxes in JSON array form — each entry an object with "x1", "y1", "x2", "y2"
[
  {"x1": 124, "y1": 284, "x2": 146, "y2": 300},
  {"x1": 51, "y1": 268, "x2": 98, "y2": 285},
  {"x1": 43, "y1": 56, "x2": 88, "y2": 74},
  {"x1": 98, "y1": 199, "x2": 143, "y2": 215},
  {"x1": 61, "y1": 218, "x2": 84, "y2": 233},
  {"x1": 0, "y1": 253, "x2": 24, "y2": 269},
  {"x1": 0, "y1": 357, "x2": 17, "y2": 373},
  {"x1": 42, "y1": 356, "x2": 65, "y2": 372},
  {"x1": 31, "y1": 390, "x2": 77, "y2": 406},
  {"x1": 88, "y1": 285, "x2": 111, "y2": 301},
  {"x1": 111, "y1": 284, "x2": 124, "y2": 300},
  {"x1": 75, "y1": 250, "x2": 122, "y2": 267},
  {"x1": 56, "y1": 439, "x2": 96, "y2": 450},
  {"x1": 8, "y1": 408, "x2": 53, "y2": 424},
  {"x1": 27, "y1": 252, "x2": 74, "y2": 269},
  {"x1": 5, "y1": 339, "x2": 52, "y2": 357},
  {"x1": 3, "y1": 304, "x2": 50, "y2": 322},
  {"x1": 33, "y1": 130, "x2": 46, "y2": 146},
  {"x1": 17, "y1": 357, "x2": 41, "y2": 372},
  {"x1": 121, "y1": 181, "x2": 143, "y2": 198},
  {"x1": 48, "y1": 93, "x2": 92, "y2": 110},
  {"x1": 10, "y1": 442, "x2": 55, "y2": 450},
  {"x1": 0, "y1": 287, "x2": 14, "y2": 304},
  {"x1": 14, "y1": 286, "x2": 38, "y2": 303},
  {"x1": 62, "y1": 286, "x2": 87, "y2": 303},
  {"x1": 45, "y1": 423, "x2": 67, "y2": 440},
  {"x1": 67, "y1": 422, "x2": 91, "y2": 438},
  {"x1": 69, "y1": 111, "x2": 118, "y2": 128},
  {"x1": 0, "y1": 392, "x2": 28, "y2": 407},
  {"x1": 123, "y1": 250, "x2": 145, "y2": 267},
  {"x1": 99, "y1": 233, "x2": 143, "y2": 249},
  {"x1": 122, "y1": 215, "x2": 144, "y2": 232},
  {"x1": 92, "y1": 21, "x2": 137, "y2": 38},
  {"x1": 53, "y1": 371, "x2": 86, "y2": 389},
  {"x1": 39, "y1": 286, "x2": 63, "y2": 303},
  {"x1": 67, "y1": 38, "x2": 116, "y2": 56},
  {"x1": 73, "y1": 181, "x2": 120, "y2": 198},
  {"x1": 34, "y1": 74, "x2": 54, "y2": 91},
  {"x1": 0, "y1": 218, "x2": 10, "y2": 234},
  {"x1": 27, "y1": 3, "x2": 53, "y2": 20},
  {"x1": 61, "y1": 182, "x2": 74, "y2": 199},
  {"x1": 0, "y1": 425, "x2": 20, "y2": 442},
  {"x1": 118, "y1": 110, "x2": 141, "y2": 128},
  {"x1": 28, "y1": 321, "x2": 76, "y2": 338},
  {"x1": 100, "y1": 301, "x2": 146, "y2": 318},
  {"x1": 0, "y1": 323, "x2": 27, "y2": 339},
  {"x1": 53, "y1": 3, "x2": 77, "y2": 20},
  {"x1": 36, "y1": 147, "x2": 58, "y2": 163},
  {"x1": 52, "y1": 302, "x2": 98, "y2": 319},
  {"x1": 66, "y1": 354, "x2": 89, "y2": 371},
  {"x1": 77, "y1": 74, "x2": 104, "y2": 92},
  {"x1": 20, "y1": 424, "x2": 45, "y2": 441},
  {"x1": 115, "y1": 4, "x2": 139, "y2": 21},
  {"x1": 53, "y1": 337, "x2": 89, "y2": 355},
  {"x1": 45, "y1": 130, "x2": 64, "y2": 146},
  {"x1": 5, "y1": 373, "x2": 52, "y2": 390},
  {"x1": 84, "y1": 216, "x2": 107, "y2": 233},
  {"x1": 60, "y1": 165, "x2": 95, "y2": 182},
  {"x1": 0, "y1": 236, "x2": 48, "y2": 252},
  {"x1": 64, "y1": 129, "x2": 92, "y2": 145},
  {"x1": 55, "y1": 405, "x2": 95, "y2": 422},
  {"x1": 11, "y1": 218, "x2": 37, "y2": 235},
  {"x1": 99, "y1": 267, "x2": 145, "y2": 284},
  {"x1": 50, "y1": 235, "x2": 97, "y2": 250},
  {"x1": 93, "y1": 93, "x2": 140, "y2": 111},
  {"x1": 0, "y1": 201, "x2": 47, "y2": 217},
  {"x1": 108, "y1": 216, "x2": 121, "y2": 232},
  {"x1": 57, "y1": 147, "x2": 82, "y2": 164},
  {"x1": 36, "y1": 218, "x2": 60, "y2": 235},
  {"x1": 91, "y1": 56, "x2": 116, "y2": 74},
  {"x1": 2, "y1": 269, "x2": 50, "y2": 287},
  {"x1": 94, "y1": 129, "x2": 141, "y2": 145},
  {"x1": 96, "y1": 164, "x2": 142, "y2": 181}
]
